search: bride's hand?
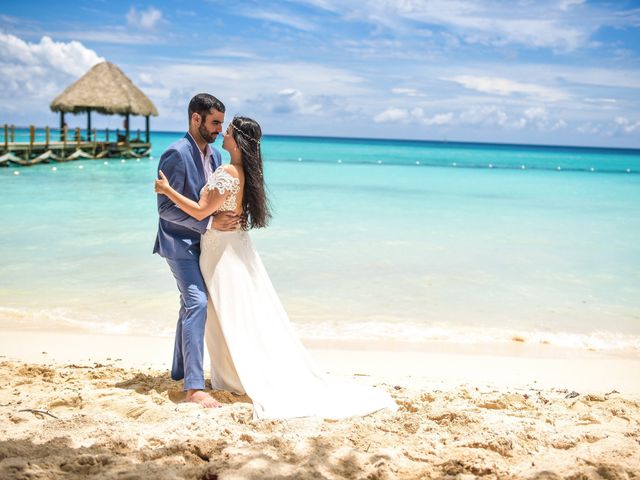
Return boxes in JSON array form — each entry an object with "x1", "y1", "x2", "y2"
[{"x1": 155, "y1": 170, "x2": 170, "y2": 194}]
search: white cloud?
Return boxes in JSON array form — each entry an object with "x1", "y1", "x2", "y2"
[
  {"x1": 392, "y1": 88, "x2": 416, "y2": 95},
  {"x1": 270, "y1": 89, "x2": 323, "y2": 115},
  {"x1": 459, "y1": 105, "x2": 509, "y2": 127},
  {"x1": 126, "y1": 7, "x2": 163, "y2": 30},
  {"x1": 373, "y1": 106, "x2": 454, "y2": 126},
  {"x1": 203, "y1": 49, "x2": 259, "y2": 59},
  {"x1": 291, "y1": 0, "x2": 599, "y2": 51},
  {"x1": 0, "y1": 33, "x2": 104, "y2": 110},
  {"x1": 374, "y1": 107, "x2": 408, "y2": 123},
  {"x1": 557, "y1": 0, "x2": 585, "y2": 11},
  {"x1": 615, "y1": 117, "x2": 640, "y2": 134},
  {"x1": 129, "y1": 60, "x2": 368, "y2": 127},
  {"x1": 468, "y1": 17, "x2": 586, "y2": 51},
  {"x1": 577, "y1": 122, "x2": 600, "y2": 135},
  {"x1": 138, "y1": 73, "x2": 153, "y2": 85},
  {"x1": 237, "y1": 8, "x2": 317, "y2": 31},
  {"x1": 338, "y1": 38, "x2": 411, "y2": 59},
  {"x1": 374, "y1": 103, "x2": 566, "y2": 131},
  {"x1": 0, "y1": 14, "x2": 24, "y2": 27},
  {"x1": 524, "y1": 106, "x2": 548, "y2": 120},
  {"x1": 437, "y1": 62, "x2": 640, "y2": 96},
  {"x1": 151, "y1": 61, "x2": 367, "y2": 105},
  {"x1": 449, "y1": 75, "x2": 568, "y2": 101},
  {"x1": 519, "y1": 107, "x2": 566, "y2": 131},
  {"x1": 57, "y1": 29, "x2": 162, "y2": 45},
  {"x1": 551, "y1": 119, "x2": 567, "y2": 131},
  {"x1": 422, "y1": 112, "x2": 454, "y2": 126},
  {"x1": 584, "y1": 98, "x2": 617, "y2": 104},
  {"x1": 512, "y1": 118, "x2": 527, "y2": 129},
  {"x1": 392, "y1": 87, "x2": 425, "y2": 97},
  {"x1": 548, "y1": 67, "x2": 640, "y2": 90},
  {"x1": 0, "y1": 32, "x2": 103, "y2": 77}
]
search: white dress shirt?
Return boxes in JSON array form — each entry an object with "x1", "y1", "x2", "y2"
[{"x1": 187, "y1": 132, "x2": 215, "y2": 230}]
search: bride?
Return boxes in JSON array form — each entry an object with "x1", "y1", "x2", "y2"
[{"x1": 155, "y1": 116, "x2": 396, "y2": 420}]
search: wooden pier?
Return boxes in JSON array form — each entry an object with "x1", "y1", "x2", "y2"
[
  {"x1": 1, "y1": 61, "x2": 160, "y2": 167},
  {"x1": 0, "y1": 124, "x2": 152, "y2": 167}
]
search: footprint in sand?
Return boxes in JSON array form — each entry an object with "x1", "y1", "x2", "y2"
[
  {"x1": 48, "y1": 393, "x2": 83, "y2": 410},
  {"x1": 126, "y1": 405, "x2": 148, "y2": 419},
  {"x1": 167, "y1": 389, "x2": 186, "y2": 403},
  {"x1": 428, "y1": 411, "x2": 477, "y2": 426},
  {"x1": 60, "y1": 454, "x2": 112, "y2": 475},
  {"x1": 478, "y1": 393, "x2": 530, "y2": 410},
  {"x1": 464, "y1": 436, "x2": 515, "y2": 457},
  {"x1": 550, "y1": 435, "x2": 578, "y2": 450}
]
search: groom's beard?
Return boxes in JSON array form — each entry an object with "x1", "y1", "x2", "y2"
[{"x1": 199, "y1": 124, "x2": 217, "y2": 144}]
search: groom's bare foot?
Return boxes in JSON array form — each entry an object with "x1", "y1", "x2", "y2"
[{"x1": 185, "y1": 390, "x2": 222, "y2": 408}]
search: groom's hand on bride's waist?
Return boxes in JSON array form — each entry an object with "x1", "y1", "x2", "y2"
[{"x1": 211, "y1": 212, "x2": 241, "y2": 231}]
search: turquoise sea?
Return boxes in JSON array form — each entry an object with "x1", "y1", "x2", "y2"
[{"x1": 1, "y1": 131, "x2": 639, "y2": 352}]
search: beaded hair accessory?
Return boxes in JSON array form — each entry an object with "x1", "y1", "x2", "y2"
[{"x1": 230, "y1": 123, "x2": 261, "y2": 146}]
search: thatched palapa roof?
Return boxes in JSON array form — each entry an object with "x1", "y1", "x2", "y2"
[{"x1": 50, "y1": 61, "x2": 158, "y2": 117}]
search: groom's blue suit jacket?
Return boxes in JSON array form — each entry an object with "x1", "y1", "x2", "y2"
[{"x1": 153, "y1": 133, "x2": 222, "y2": 259}]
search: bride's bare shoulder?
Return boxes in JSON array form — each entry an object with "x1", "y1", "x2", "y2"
[{"x1": 219, "y1": 163, "x2": 241, "y2": 178}]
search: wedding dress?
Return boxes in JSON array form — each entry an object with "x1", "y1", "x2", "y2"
[{"x1": 199, "y1": 166, "x2": 397, "y2": 420}]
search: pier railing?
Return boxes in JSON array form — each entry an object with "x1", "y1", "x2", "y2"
[{"x1": 1, "y1": 124, "x2": 152, "y2": 166}]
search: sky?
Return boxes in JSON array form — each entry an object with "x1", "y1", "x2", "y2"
[{"x1": 1, "y1": 0, "x2": 640, "y2": 148}]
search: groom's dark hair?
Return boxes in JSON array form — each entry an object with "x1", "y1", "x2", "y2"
[{"x1": 188, "y1": 93, "x2": 225, "y2": 122}]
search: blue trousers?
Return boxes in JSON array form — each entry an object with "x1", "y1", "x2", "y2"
[{"x1": 165, "y1": 257, "x2": 208, "y2": 391}]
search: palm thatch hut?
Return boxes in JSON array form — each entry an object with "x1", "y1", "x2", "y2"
[{"x1": 50, "y1": 61, "x2": 158, "y2": 142}]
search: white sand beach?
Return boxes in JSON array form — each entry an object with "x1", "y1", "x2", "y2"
[{"x1": 1, "y1": 329, "x2": 639, "y2": 479}]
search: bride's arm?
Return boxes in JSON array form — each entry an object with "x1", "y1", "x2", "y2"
[{"x1": 155, "y1": 170, "x2": 230, "y2": 221}]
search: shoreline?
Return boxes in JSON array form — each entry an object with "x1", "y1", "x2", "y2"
[
  {"x1": 3, "y1": 307, "x2": 640, "y2": 356},
  {"x1": 2, "y1": 329, "x2": 639, "y2": 394}
]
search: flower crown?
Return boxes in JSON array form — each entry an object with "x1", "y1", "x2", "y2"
[{"x1": 230, "y1": 123, "x2": 261, "y2": 146}]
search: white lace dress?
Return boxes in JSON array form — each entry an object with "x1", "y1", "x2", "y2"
[{"x1": 199, "y1": 166, "x2": 397, "y2": 420}]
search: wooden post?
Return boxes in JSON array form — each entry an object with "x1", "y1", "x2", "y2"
[
  {"x1": 125, "y1": 113, "x2": 130, "y2": 144},
  {"x1": 87, "y1": 110, "x2": 92, "y2": 141},
  {"x1": 75, "y1": 127, "x2": 81, "y2": 147},
  {"x1": 145, "y1": 115, "x2": 150, "y2": 143},
  {"x1": 11, "y1": 125, "x2": 15, "y2": 143},
  {"x1": 60, "y1": 112, "x2": 65, "y2": 141},
  {"x1": 106, "y1": 128, "x2": 109, "y2": 142},
  {"x1": 45, "y1": 126, "x2": 50, "y2": 147},
  {"x1": 3, "y1": 124, "x2": 7, "y2": 150},
  {"x1": 29, "y1": 125, "x2": 35, "y2": 158}
]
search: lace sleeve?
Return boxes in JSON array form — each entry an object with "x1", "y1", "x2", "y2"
[{"x1": 206, "y1": 167, "x2": 240, "y2": 195}]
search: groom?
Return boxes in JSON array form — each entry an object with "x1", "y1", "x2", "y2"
[{"x1": 154, "y1": 93, "x2": 239, "y2": 408}]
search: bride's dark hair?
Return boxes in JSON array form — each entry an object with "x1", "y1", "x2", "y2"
[{"x1": 230, "y1": 116, "x2": 271, "y2": 229}]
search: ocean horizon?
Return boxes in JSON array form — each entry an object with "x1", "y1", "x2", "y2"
[
  {"x1": 1, "y1": 130, "x2": 639, "y2": 354},
  {"x1": 8, "y1": 125, "x2": 640, "y2": 155}
]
